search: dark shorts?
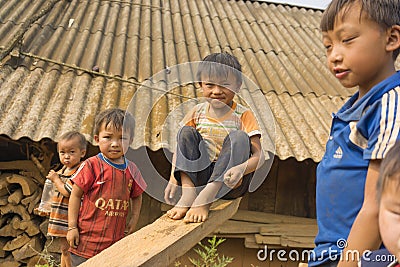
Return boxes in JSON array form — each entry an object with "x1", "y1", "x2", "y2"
[
  {"x1": 173, "y1": 126, "x2": 253, "y2": 199},
  {"x1": 70, "y1": 253, "x2": 88, "y2": 267}
]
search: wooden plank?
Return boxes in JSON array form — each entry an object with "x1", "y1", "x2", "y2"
[
  {"x1": 214, "y1": 220, "x2": 267, "y2": 234},
  {"x1": 232, "y1": 210, "x2": 316, "y2": 225},
  {"x1": 208, "y1": 233, "x2": 254, "y2": 239},
  {"x1": 255, "y1": 234, "x2": 315, "y2": 248},
  {"x1": 280, "y1": 235, "x2": 315, "y2": 248},
  {"x1": 245, "y1": 235, "x2": 264, "y2": 249},
  {"x1": 255, "y1": 234, "x2": 281, "y2": 245},
  {"x1": 244, "y1": 235, "x2": 283, "y2": 250},
  {"x1": 80, "y1": 198, "x2": 241, "y2": 267},
  {"x1": 260, "y1": 224, "x2": 317, "y2": 237}
]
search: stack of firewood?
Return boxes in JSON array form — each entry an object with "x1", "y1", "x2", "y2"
[{"x1": 0, "y1": 160, "x2": 61, "y2": 267}]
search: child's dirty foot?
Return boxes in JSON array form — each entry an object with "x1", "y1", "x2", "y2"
[
  {"x1": 183, "y1": 204, "x2": 211, "y2": 223},
  {"x1": 167, "y1": 186, "x2": 197, "y2": 220},
  {"x1": 167, "y1": 206, "x2": 189, "y2": 220}
]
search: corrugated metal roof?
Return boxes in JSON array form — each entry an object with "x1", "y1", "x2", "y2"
[{"x1": 0, "y1": 0, "x2": 398, "y2": 162}]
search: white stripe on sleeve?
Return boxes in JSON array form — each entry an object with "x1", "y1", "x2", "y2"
[{"x1": 372, "y1": 86, "x2": 400, "y2": 158}]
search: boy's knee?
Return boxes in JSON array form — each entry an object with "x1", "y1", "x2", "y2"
[
  {"x1": 226, "y1": 130, "x2": 248, "y2": 144},
  {"x1": 61, "y1": 246, "x2": 70, "y2": 254},
  {"x1": 178, "y1": 126, "x2": 197, "y2": 141}
]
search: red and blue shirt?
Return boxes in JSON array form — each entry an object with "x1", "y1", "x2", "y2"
[{"x1": 69, "y1": 153, "x2": 146, "y2": 259}]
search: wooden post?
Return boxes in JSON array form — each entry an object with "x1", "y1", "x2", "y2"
[{"x1": 81, "y1": 198, "x2": 241, "y2": 267}]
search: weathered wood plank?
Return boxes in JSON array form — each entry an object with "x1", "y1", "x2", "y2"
[
  {"x1": 260, "y1": 224, "x2": 318, "y2": 237},
  {"x1": 280, "y1": 235, "x2": 315, "y2": 248},
  {"x1": 214, "y1": 220, "x2": 267, "y2": 234},
  {"x1": 244, "y1": 235, "x2": 262, "y2": 249},
  {"x1": 244, "y1": 235, "x2": 283, "y2": 250},
  {"x1": 231, "y1": 210, "x2": 316, "y2": 225},
  {"x1": 81, "y1": 198, "x2": 241, "y2": 267},
  {"x1": 254, "y1": 234, "x2": 315, "y2": 248},
  {"x1": 255, "y1": 234, "x2": 281, "y2": 245}
]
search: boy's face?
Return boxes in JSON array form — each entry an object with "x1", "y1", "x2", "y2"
[
  {"x1": 58, "y1": 137, "x2": 86, "y2": 169},
  {"x1": 200, "y1": 73, "x2": 241, "y2": 110},
  {"x1": 379, "y1": 177, "x2": 400, "y2": 260},
  {"x1": 94, "y1": 122, "x2": 132, "y2": 164},
  {"x1": 322, "y1": 2, "x2": 395, "y2": 93}
]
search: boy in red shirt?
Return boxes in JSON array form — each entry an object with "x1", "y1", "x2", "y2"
[{"x1": 66, "y1": 108, "x2": 146, "y2": 266}]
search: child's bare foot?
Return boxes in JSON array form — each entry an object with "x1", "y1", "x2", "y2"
[
  {"x1": 166, "y1": 186, "x2": 197, "y2": 220},
  {"x1": 183, "y1": 204, "x2": 211, "y2": 223},
  {"x1": 167, "y1": 206, "x2": 190, "y2": 220}
]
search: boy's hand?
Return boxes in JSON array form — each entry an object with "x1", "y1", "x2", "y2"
[
  {"x1": 125, "y1": 218, "x2": 136, "y2": 235},
  {"x1": 164, "y1": 177, "x2": 178, "y2": 205},
  {"x1": 66, "y1": 228, "x2": 79, "y2": 248},
  {"x1": 224, "y1": 165, "x2": 245, "y2": 189},
  {"x1": 46, "y1": 170, "x2": 59, "y2": 182}
]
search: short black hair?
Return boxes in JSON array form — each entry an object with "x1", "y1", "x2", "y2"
[
  {"x1": 321, "y1": 0, "x2": 400, "y2": 59},
  {"x1": 94, "y1": 108, "x2": 135, "y2": 138},
  {"x1": 196, "y1": 52, "x2": 242, "y2": 86},
  {"x1": 58, "y1": 131, "x2": 87, "y2": 151}
]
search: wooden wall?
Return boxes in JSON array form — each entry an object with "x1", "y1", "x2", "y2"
[{"x1": 246, "y1": 157, "x2": 317, "y2": 219}]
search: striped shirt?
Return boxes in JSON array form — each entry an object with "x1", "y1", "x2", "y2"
[
  {"x1": 69, "y1": 154, "x2": 146, "y2": 259},
  {"x1": 47, "y1": 165, "x2": 80, "y2": 237},
  {"x1": 182, "y1": 101, "x2": 261, "y2": 161}
]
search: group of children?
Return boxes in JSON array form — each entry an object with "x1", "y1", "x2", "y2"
[
  {"x1": 35, "y1": 0, "x2": 400, "y2": 266},
  {"x1": 38, "y1": 52, "x2": 264, "y2": 266},
  {"x1": 37, "y1": 109, "x2": 146, "y2": 266}
]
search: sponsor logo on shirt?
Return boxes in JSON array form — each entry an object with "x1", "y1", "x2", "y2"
[
  {"x1": 334, "y1": 146, "x2": 343, "y2": 159},
  {"x1": 95, "y1": 197, "x2": 129, "y2": 217}
]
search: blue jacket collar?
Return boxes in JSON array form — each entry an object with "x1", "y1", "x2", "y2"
[{"x1": 336, "y1": 71, "x2": 400, "y2": 121}]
